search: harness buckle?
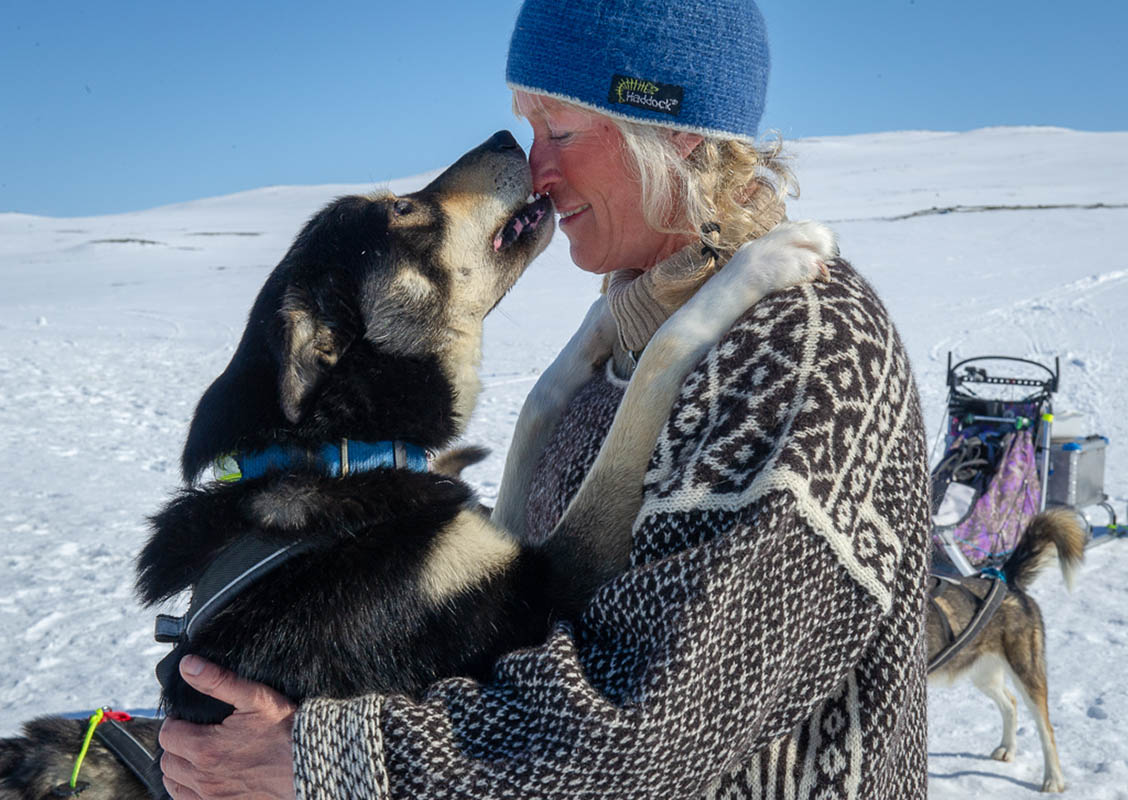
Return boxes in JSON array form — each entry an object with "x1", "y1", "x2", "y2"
[
  {"x1": 154, "y1": 613, "x2": 187, "y2": 643},
  {"x1": 51, "y1": 781, "x2": 90, "y2": 796}
]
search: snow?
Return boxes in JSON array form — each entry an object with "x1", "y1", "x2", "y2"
[{"x1": 2, "y1": 126, "x2": 1127, "y2": 796}]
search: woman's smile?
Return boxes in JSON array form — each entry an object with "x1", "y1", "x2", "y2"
[{"x1": 558, "y1": 203, "x2": 591, "y2": 225}]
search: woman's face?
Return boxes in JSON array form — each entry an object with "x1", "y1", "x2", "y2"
[{"x1": 515, "y1": 92, "x2": 688, "y2": 274}]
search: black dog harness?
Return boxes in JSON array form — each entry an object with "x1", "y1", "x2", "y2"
[
  {"x1": 154, "y1": 535, "x2": 316, "y2": 692},
  {"x1": 50, "y1": 710, "x2": 165, "y2": 798},
  {"x1": 91, "y1": 715, "x2": 165, "y2": 797},
  {"x1": 153, "y1": 438, "x2": 431, "y2": 697},
  {"x1": 927, "y1": 571, "x2": 1007, "y2": 674},
  {"x1": 85, "y1": 538, "x2": 316, "y2": 799}
]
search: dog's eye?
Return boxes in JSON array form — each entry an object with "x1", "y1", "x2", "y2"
[{"x1": 393, "y1": 199, "x2": 415, "y2": 216}]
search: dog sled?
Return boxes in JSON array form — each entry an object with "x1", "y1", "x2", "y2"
[{"x1": 927, "y1": 354, "x2": 1119, "y2": 673}]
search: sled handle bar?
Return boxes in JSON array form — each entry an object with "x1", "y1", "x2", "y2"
[{"x1": 946, "y1": 353, "x2": 1059, "y2": 393}]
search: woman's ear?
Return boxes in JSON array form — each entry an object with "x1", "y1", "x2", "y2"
[{"x1": 670, "y1": 131, "x2": 704, "y2": 158}]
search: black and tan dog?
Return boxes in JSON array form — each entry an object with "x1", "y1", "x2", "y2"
[
  {"x1": 0, "y1": 131, "x2": 835, "y2": 799},
  {"x1": 928, "y1": 508, "x2": 1086, "y2": 793}
]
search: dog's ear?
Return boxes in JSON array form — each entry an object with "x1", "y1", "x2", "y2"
[{"x1": 277, "y1": 293, "x2": 345, "y2": 424}]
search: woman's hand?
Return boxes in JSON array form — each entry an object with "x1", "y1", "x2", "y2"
[{"x1": 158, "y1": 655, "x2": 297, "y2": 800}]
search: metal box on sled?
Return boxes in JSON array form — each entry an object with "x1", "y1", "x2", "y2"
[{"x1": 1046, "y1": 435, "x2": 1108, "y2": 509}]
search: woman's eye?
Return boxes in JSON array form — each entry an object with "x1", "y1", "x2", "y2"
[
  {"x1": 548, "y1": 132, "x2": 572, "y2": 142},
  {"x1": 393, "y1": 199, "x2": 414, "y2": 216}
]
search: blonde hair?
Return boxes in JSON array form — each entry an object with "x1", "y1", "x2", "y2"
[
  {"x1": 513, "y1": 92, "x2": 797, "y2": 270},
  {"x1": 616, "y1": 119, "x2": 796, "y2": 258}
]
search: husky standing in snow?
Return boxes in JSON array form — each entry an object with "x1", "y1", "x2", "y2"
[{"x1": 927, "y1": 508, "x2": 1086, "y2": 793}]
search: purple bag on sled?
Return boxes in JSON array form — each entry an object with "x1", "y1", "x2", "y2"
[{"x1": 932, "y1": 429, "x2": 1041, "y2": 565}]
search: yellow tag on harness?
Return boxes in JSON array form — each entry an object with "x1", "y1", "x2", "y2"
[
  {"x1": 69, "y1": 707, "x2": 105, "y2": 789},
  {"x1": 212, "y1": 453, "x2": 242, "y2": 483}
]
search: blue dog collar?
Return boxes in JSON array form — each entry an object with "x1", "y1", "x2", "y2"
[{"x1": 212, "y1": 440, "x2": 429, "y2": 482}]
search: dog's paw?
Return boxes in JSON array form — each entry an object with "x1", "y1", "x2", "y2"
[
  {"x1": 991, "y1": 745, "x2": 1016, "y2": 762},
  {"x1": 1041, "y1": 776, "x2": 1066, "y2": 793},
  {"x1": 726, "y1": 220, "x2": 838, "y2": 299}
]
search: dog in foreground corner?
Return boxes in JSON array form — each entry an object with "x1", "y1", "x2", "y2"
[
  {"x1": 927, "y1": 507, "x2": 1086, "y2": 793},
  {"x1": 0, "y1": 131, "x2": 834, "y2": 799}
]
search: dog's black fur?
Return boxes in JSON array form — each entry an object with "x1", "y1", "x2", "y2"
[
  {"x1": 1, "y1": 132, "x2": 572, "y2": 800},
  {"x1": 179, "y1": 195, "x2": 461, "y2": 481},
  {"x1": 142, "y1": 468, "x2": 556, "y2": 723}
]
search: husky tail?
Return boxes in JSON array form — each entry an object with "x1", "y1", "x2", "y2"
[
  {"x1": 1004, "y1": 508, "x2": 1086, "y2": 592},
  {"x1": 430, "y1": 445, "x2": 490, "y2": 478}
]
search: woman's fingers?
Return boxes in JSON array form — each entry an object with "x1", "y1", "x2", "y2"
[
  {"x1": 164, "y1": 778, "x2": 204, "y2": 800},
  {"x1": 156, "y1": 657, "x2": 298, "y2": 799},
  {"x1": 161, "y1": 750, "x2": 206, "y2": 798},
  {"x1": 159, "y1": 719, "x2": 222, "y2": 774},
  {"x1": 177, "y1": 655, "x2": 290, "y2": 714}
]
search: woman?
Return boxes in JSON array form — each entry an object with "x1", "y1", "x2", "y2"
[{"x1": 159, "y1": 1, "x2": 931, "y2": 797}]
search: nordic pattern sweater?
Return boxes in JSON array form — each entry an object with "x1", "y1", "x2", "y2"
[{"x1": 292, "y1": 260, "x2": 932, "y2": 799}]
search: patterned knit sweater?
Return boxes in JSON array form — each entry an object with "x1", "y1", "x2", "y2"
[{"x1": 292, "y1": 260, "x2": 931, "y2": 799}]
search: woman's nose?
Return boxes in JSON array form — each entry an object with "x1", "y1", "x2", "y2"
[{"x1": 528, "y1": 139, "x2": 558, "y2": 196}]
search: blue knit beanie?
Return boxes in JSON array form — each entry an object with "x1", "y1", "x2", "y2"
[{"x1": 506, "y1": 0, "x2": 769, "y2": 141}]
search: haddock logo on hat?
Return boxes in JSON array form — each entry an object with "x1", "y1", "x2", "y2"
[{"x1": 609, "y1": 75, "x2": 683, "y2": 117}]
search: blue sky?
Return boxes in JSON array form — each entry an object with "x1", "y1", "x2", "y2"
[{"x1": 2, "y1": 0, "x2": 1123, "y2": 217}]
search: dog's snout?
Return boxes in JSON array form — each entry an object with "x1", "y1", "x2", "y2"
[
  {"x1": 418, "y1": 130, "x2": 535, "y2": 209},
  {"x1": 487, "y1": 130, "x2": 520, "y2": 152}
]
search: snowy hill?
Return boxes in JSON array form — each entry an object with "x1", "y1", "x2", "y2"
[{"x1": 1, "y1": 126, "x2": 1126, "y2": 797}]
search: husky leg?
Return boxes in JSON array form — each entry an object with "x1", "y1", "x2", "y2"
[
  {"x1": 543, "y1": 221, "x2": 837, "y2": 609},
  {"x1": 970, "y1": 657, "x2": 1019, "y2": 761},
  {"x1": 998, "y1": 598, "x2": 1066, "y2": 792},
  {"x1": 1007, "y1": 664, "x2": 1066, "y2": 793}
]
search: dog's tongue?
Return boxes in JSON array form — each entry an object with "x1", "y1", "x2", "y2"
[
  {"x1": 493, "y1": 208, "x2": 541, "y2": 252},
  {"x1": 492, "y1": 219, "x2": 522, "y2": 252}
]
